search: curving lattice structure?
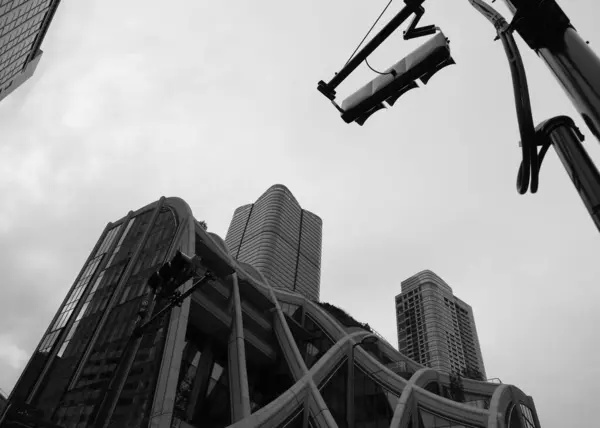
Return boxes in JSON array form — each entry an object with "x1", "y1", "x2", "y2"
[{"x1": 5, "y1": 197, "x2": 541, "y2": 428}]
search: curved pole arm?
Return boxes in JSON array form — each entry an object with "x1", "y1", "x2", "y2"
[{"x1": 467, "y1": 0, "x2": 509, "y2": 29}]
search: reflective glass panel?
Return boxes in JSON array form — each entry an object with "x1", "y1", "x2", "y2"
[
  {"x1": 246, "y1": 329, "x2": 294, "y2": 413},
  {"x1": 354, "y1": 365, "x2": 396, "y2": 428},
  {"x1": 319, "y1": 359, "x2": 348, "y2": 428},
  {"x1": 281, "y1": 408, "x2": 304, "y2": 428}
]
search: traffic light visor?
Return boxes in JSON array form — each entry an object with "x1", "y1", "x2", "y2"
[
  {"x1": 171, "y1": 251, "x2": 194, "y2": 272},
  {"x1": 147, "y1": 272, "x2": 162, "y2": 291},
  {"x1": 158, "y1": 263, "x2": 172, "y2": 280},
  {"x1": 196, "y1": 240, "x2": 235, "y2": 278}
]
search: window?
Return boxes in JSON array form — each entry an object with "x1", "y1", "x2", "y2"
[
  {"x1": 354, "y1": 365, "x2": 397, "y2": 428},
  {"x1": 197, "y1": 360, "x2": 231, "y2": 427},
  {"x1": 319, "y1": 359, "x2": 348, "y2": 428},
  {"x1": 173, "y1": 342, "x2": 203, "y2": 421},
  {"x1": 519, "y1": 404, "x2": 536, "y2": 428},
  {"x1": 292, "y1": 315, "x2": 333, "y2": 369},
  {"x1": 280, "y1": 302, "x2": 302, "y2": 317},
  {"x1": 247, "y1": 333, "x2": 294, "y2": 414},
  {"x1": 280, "y1": 408, "x2": 304, "y2": 428},
  {"x1": 507, "y1": 403, "x2": 536, "y2": 428},
  {"x1": 418, "y1": 408, "x2": 479, "y2": 428}
]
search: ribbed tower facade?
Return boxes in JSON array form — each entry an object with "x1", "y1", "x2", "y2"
[
  {"x1": 396, "y1": 270, "x2": 486, "y2": 379},
  {"x1": 225, "y1": 184, "x2": 322, "y2": 301}
]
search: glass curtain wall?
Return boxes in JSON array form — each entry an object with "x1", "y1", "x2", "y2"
[{"x1": 51, "y1": 208, "x2": 178, "y2": 428}]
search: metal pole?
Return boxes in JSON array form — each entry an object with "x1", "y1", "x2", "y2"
[
  {"x1": 502, "y1": 0, "x2": 600, "y2": 142},
  {"x1": 538, "y1": 29, "x2": 600, "y2": 142},
  {"x1": 318, "y1": 1, "x2": 423, "y2": 98},
  {"x1": 538, "y1": 116, "x2": 600, "y2": 232}
]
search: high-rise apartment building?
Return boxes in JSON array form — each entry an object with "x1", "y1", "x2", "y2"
[
  {"x1": 396, "y1": 270, "x2": 486, "y2": 379},
  {"x1": 225, "y1": 184, "x2": 323, "y2": 301},
  {"x1": 1, "y1": 197, "x2": 540, "y2": 428},
  {"x1": 0, "y1": 0, "x2": 61, "y2": 103}
]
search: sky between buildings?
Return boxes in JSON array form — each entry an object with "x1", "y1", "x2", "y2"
[{"x1": 0, "y1": 1, "x2": 599, "y2": 426}]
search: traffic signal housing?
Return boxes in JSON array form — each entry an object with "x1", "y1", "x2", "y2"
[
  {"x1": 147, "y1": 251, "x2": 196, "y2": 296},
  {"x1": 195, "y1": 239, "x2": 235, "y2": 278},
  {"x1": 340, "y1": 31, "x2": 455, "y2": 125}
]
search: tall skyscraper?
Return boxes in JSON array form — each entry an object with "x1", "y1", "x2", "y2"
[
  {"x1": 1, "y1": 197, "x2": 539, "y2": 428},
  {"x1": 225, "y1": 184, "x2": 323, "y2": 301},
  {"x1": 0, "y1": 0, "x2": 61, "y2": 103},
  {"x1": 395, "y1": 270, "x2": 486, "y2": 379}
]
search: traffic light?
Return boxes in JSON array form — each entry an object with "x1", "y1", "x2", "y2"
[
  {"x1": 147, "y1": 251, "x2": 196, "y2": 296},
  {"x1": 195, "y1": 239, "x2": 235, "y2": 278},
  {"x1": 340, "y1": 31, "x2": 455, "y2": 125}
]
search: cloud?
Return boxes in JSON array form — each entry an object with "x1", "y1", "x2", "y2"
[
  {"x1": 1, "y1": 1, "x2": 600, "y2": 427},
  {"x1": 0, "y1": 335, "x2": 28, "y2": 370}
]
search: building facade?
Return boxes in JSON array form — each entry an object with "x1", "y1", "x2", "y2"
[
  {"x1": 0, "y1": 393, "x2": 6, "y2": 417},
  {"x1": 2, "y1": 198, "x2": 539, "y2": 428},
  {"x1": 225, "y1": 184, "x2": 322, "y2": 301},
  {"x1": 0, "y1": 0, "x2": 61, "y2": 103},
  {"x1": 396, "y1": 270, "x2": 486, "y2": 379}
]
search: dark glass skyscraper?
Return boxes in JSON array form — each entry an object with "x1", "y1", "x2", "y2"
[
  {"x1": 0, "y1": 0, "x2": 61, "y2": 103},
  {"x1": 225, "y1": 184, "x2": 323, "y2": 301}
]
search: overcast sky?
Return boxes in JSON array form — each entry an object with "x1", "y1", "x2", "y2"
[{"x1": 1, "y1": 0, "x2": 599, "y2": 426}]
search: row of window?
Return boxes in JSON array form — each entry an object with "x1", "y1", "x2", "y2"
[
  {"x1": 294, "y1": 262, "x2": 320, "y2": 300},
  {"x1": 238, "y1": 230, "x2": 298, "y2": 261},
  {"x1": 0, "y1": 7, "x2": 47, "y2": 78},
  {"x1": 0, "y1": 0, "x2": 45, "y2": 28},
  {"x1": 104, "y1": 218, "x2": 135, "y2": 268},
  {"x1": 240, "y1": 228, "x2": 301, "y2": 258},
  {"x1": 45, "y1": 213, "x2": 153, "y2": 411},
  {"x1": 298, "y1": 231, "x2": 322, "y2": 265},
  {"x1": 246, "y1": 208, "x2": 303, "y2": 237},
  {"x1": 0, "y1": 0, "x2": 49, "y2": 26},
  {"x1": 0, "y1": 34, "x2": 37, "y2": 84},
  {"x1": 58, "y1": 261, "x2": 128, "y2": 359},
  {"x1": 252, "y1": 253, "x2": 297, "y2": 281},
  {"x1": 0, "y1": 7, "x2": 44, "y2": 53},
  {"x1": 54, "y1": 211, "x2": 177, "y2": 426},
  {"x1": 39, "y1": 255, "x2": 103, "y2": 353},
  {"x1": 48, "y1": 222, "x2": 132, "y2": 357},
  {"x1": 223, "y1": 207, "x2": 251, "y2": 252},
  {"x1": 95, "y1": 223, "x2": 123, "y2": 258},
  {"x1": 249, "y1": 192, "x2": 301, "y2": 217},
  {"x1": 244, "y1": 211, "x2": 301, "y2": 243}
]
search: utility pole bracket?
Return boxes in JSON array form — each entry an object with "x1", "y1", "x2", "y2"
[{"x1": 403, "y1": 6, "x2": 437, "y2": 40}]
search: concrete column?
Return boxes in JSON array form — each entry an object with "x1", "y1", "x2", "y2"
[
  {"x1": 306, "y1": 380, "x2": 338, "y2": 428},
  {"x1": 411, "y1": 397, "x2": 420, "y2": 428},
  {"x1": 347, "y1": 347, "x2": 355, "y2": 428},
  {"x1": 187, "y1": 340, "x2": 214, "y2": 421},
  {"x1": 302, "y1": 393, "x2": 310, "y2": 428},
  {"x1": 390, "y1": 385, "x2": 414, "y2": 428},
  {"x1": 149, "y1": 216, "x2": 196, "y2": 428},
  {"x1": 227, "y1": 273, "x2": 251, "y2": 422}
]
